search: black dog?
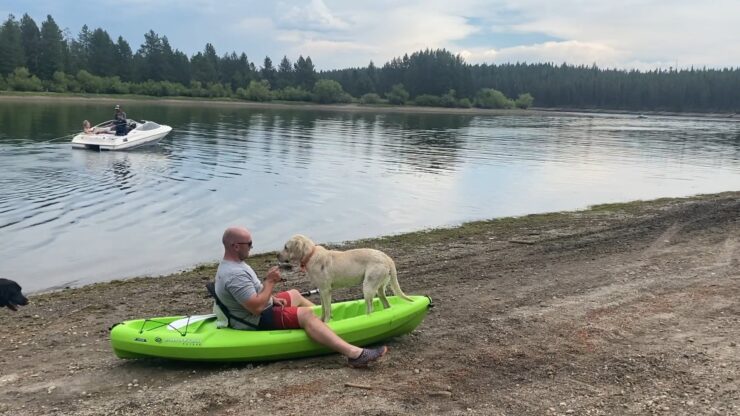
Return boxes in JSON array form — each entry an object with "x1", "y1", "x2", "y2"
[{"x1": 0, "y1": 278, "x2": 28, "y2": 311}]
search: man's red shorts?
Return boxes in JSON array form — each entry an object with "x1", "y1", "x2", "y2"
[{"x1": 257, "y1": 291, "x2": 300, "y2": 330}]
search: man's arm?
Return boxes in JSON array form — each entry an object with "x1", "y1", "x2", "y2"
[{"x1": 241, "y1": 266, "x2": 281, "y2": 315}]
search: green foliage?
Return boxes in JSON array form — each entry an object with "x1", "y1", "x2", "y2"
[
  {"x1": 440, "y1": 89, "x2": 457, "y2": 107},
  {"x1": 457, "y1": 97, "x2": 472, "y2": 108},
  {"x1": 414, "y1": 94, "x2": 441, "y2": 107},
  {"x1": 312, "y1": 79, "x2": 349, "y2": 104},
  {"x1": 101, "y1": 76, "x2": 130, "y2": 94},
  {"x1": 0, "y1": 15, "x2": 25, "y2": 75},
  {"x1": 360, "y1": 93, "x2": 382, "y2": 104},
  {"x1": 129, "y1": 79, "x2": 186, "y2": 96},
  {"x1": 515, "y1": 93, "x2": 534, "y2": 109},
  {"x1": 238, "y1": 79, "x2": 272, "y2": 101},
  {"x1": 76, "y1": 69, "x2": 103, "y2": 93},
  {"x1": 475, "y1": 88, "x2": 514, "y2": 109},
  {"x1": 47, "y1": 70, "x2": 71, "y2": 92},
  {"x1": 207, "y1": 82, "x2": 231, "y2": 97},
  {"x1": 7, "y1": 67, "x2": 43, "y2": 91},
  {"x1": 386, "y1": 83, "x2": 409, "y2": 105},
  {"x1": 276, "y1": 86, "x2": 312, "y2": 101},
  {"x1": 0, "y1": 74, "x2": 6, "y2": 90},
  {"x1": 188, "y1": 80, "x2": 208, "y2": 97}
]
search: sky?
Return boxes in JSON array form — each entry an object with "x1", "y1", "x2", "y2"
[{"x1": 3, "y1": 0, "x2": 739, "y2": 71}]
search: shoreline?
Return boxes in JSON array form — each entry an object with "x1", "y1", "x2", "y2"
[
  {"x1": 1, "y1": 91, "x2": 735, "y2": 119},
  {"x1": 25, "y1": 191, "x2": 738, "y2": 296},
  {"x1": 1, "y1": 191, "x2": 738, "y2": 415}
]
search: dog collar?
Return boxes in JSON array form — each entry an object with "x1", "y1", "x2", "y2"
[{"x1": 300, "y1": 246, "x2": 318, "y2": 272}]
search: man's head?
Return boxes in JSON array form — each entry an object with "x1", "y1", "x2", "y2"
[
  {"x1": 222, "y1": 226, "x2": 253, "y2": 261},
  {"x1": 114, "y1": 105, "x2": 120, "y2": 111}
]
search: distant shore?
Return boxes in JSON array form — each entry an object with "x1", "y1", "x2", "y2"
[{"x1": 0, "y1": 91, "x2": 735, "y2": 119}]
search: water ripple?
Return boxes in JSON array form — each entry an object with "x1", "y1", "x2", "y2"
[{"x1": 1, "y1": 105, "x2": 739, "y2": 291}]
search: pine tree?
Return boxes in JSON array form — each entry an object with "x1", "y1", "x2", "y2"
[
  {"x1": 260, "y1": 56, "x2": 276, "y2": 87},
  {"x1": 276, "y1": 55, "x2": 293, "y2": 89},
  {"x1": 0, "y1": 14, "x2": 25, "y2": 75},
  {"x1": 19, "y1": 14, "x2": 40, "y2": 75},
  {"x1": 38, "y1": 15, "x2": 64, "y2": 79}
]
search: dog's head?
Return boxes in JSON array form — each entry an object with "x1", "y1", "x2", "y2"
[
  {"x1": 277, "y1": 234, "x2": 315, "y2": 263},
  {"x1": 0, "y1": 278, "x2": 29, "y2": 311}
]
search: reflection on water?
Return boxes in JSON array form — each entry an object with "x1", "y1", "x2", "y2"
[{"x1": 0, "y1": 101, "x2": 739, "y2": 292}]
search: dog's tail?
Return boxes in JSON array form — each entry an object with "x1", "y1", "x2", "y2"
[{"x1": 389, "y1": 260, "x2": 413, "y2": 302}]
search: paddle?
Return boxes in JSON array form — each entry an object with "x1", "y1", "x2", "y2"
[{"x1": 299, "y1": 288, "x2": 320, "y2": 297}]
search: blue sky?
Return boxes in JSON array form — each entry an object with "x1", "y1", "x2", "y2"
[{"x1": 3, "y1": 0, "x2": 738, "y2": 70}]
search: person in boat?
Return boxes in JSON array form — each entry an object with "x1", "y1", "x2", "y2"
[
  {"x1": 114, "y1": 105, "x2": 127, "y2": 136},
  {"x1": 82, "y1": 120, "x2": 94, "y2": 134},
  {"x1": 82, "y1": 119, "x2": 110, "y2": 134},
  {"x1": 212, "y1": 226, "x2": 388, "y2": 367}
]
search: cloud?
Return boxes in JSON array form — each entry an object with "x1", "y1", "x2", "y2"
[
  {"x1": 273, "y1": 3, "x2": 480, "y2": 68},
  {"x1": 5, "y1": 0, "x2": 738, "y2": 69},
  {"x1": 278, "y1": 0, "x2": 350, "y2": 31},
  {"x1": 461, "y1": 40, "x2": 624, "y2": 67}
]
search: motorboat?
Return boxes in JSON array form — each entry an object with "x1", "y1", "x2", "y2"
[{"x1": 71, "y1": 119, "x2": 172, "y2": 151}]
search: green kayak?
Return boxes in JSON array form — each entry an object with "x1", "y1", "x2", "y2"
[{"x1": 110, "y1": 295, "x2": 431, "y2": 362}]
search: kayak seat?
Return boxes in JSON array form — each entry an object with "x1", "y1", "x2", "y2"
[{"x1": 205, "y1": 282, "x2": 258, "y2": 329}]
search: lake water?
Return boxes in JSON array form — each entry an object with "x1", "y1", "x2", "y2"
[{"x1": 1, "y1": 100, "x2": 738, "y2": 292}]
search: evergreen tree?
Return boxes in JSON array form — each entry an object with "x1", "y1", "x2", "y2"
[
  {"x1": 19, "y1": 14, "x2": 40, "y2": 75},
  {"x1": 70, "y1": 24, "x2": 92, "y2": 73},
  {"x1": 38, "y1": 15, "x2": 64, "y2": 79},
  {"x1": 88, "y1": 28, "x2": 116, "y2": 77},
  {"x1": 0, "y1": 14, "x2": 25, "y2": 75},
  {"x1": 260, "y1": 56, "x2": 276, "y2": 87},
  {"x1": 113, "y1": 36, "x2": 133, "y2": 81},
  {"x1": 276, "y1": 55, "x2": 293, "y2": 89},
  {"x1": 191, "y1": 43, "x2": 218, "y2": 83},
  {"x1": 135, "y1": 30, "x2": 171, "y2": 81},
  {"x1": 293, "y1": 55, "x2": 317, "y2": 90}
]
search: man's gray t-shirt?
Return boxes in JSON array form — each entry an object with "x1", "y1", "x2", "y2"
[{"x1": 214, "y1": 260, "x2": 273, "y2": 330}]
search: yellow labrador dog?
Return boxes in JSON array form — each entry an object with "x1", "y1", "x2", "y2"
[{"x1": 278, "y1": 234, "x2": 412, "y2": 322}]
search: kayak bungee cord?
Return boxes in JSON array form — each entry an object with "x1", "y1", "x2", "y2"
[{"x1": 138, "y1": 318, "x2": 193, "y2": 337}]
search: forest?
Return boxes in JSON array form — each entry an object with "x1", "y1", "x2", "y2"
[{"x1": 1, "y1": 13, "x2": 738, "y2": 112}]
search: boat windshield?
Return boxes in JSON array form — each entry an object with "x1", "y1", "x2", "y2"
[{"x1": 137, "y1": 121, "x2": 161, "y2": 131}]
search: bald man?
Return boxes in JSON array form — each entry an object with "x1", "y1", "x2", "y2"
[{"x1": 213, "y1": 226, "x2": 387, "y2": 367}]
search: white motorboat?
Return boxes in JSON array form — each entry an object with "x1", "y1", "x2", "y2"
[{"x1": 71, "y1": 119, "x2": 172, "y2": 151}]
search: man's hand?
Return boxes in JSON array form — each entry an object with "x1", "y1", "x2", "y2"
[
  {"x1": 265, "y1": 266, "x2": 282, "y2": 284},
  {"x1": 272, "y1": 296, "x2": 287, "y2": 307}
]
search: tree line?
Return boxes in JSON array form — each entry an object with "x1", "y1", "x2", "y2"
[{"x1": 1, "y1": 13, "x2": 738, "y2": 112}]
